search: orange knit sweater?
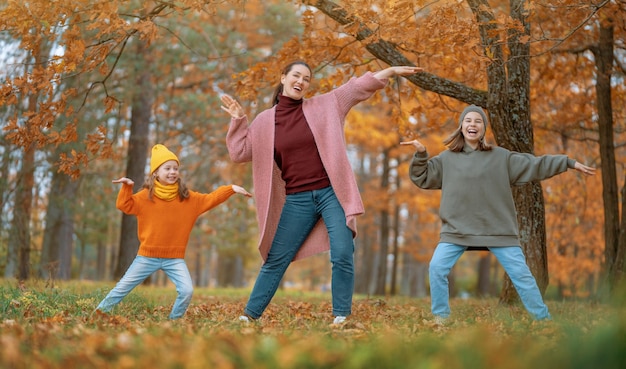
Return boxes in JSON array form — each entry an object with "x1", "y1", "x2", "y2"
[{"x1": 116, "y1": 183, "x2": 236, "y2": 259}]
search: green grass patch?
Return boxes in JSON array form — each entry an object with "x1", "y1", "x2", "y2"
[{"x1": 0, "y1": 279, "x2": 624, "y2": 368}]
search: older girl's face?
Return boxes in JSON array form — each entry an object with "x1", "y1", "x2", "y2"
[
  {"x1": 155, "y1": 160, "x2": 179, "y2": 185},
  {"x1": 461, "y1": 111, "x2": 486, "y2": 148},
  {"x1": 280, "y1": 64, "x2": 311, "y2": 100}
]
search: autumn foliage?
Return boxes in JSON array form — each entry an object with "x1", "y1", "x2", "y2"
[
  {"x1": 0, "y1": 1, "x2": 624, "y2": 306},
  {"x1": 1, "y1": 281, "x2": 625, "y2": 369}
]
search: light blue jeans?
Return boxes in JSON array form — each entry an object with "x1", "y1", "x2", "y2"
[
  {"x1": 429, "y1": 242, "x2": 551, "y2": 320},
  {"x1": 96, "y1": 256, "x2": 193, "y2": 319},
  {"x1": 244, "y1": 186, "x2": 355, "y2": 319}
]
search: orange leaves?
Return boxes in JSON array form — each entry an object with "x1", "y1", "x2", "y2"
[
  {"x1": 1, "y1": 281, "x2": 624, "y2": 369},
  {"x1": 58, "y1": 150, "x2": 88, "y2": 179},
  {"x1": 103, "y1": 96, "x2": 118, "y2": 113}
]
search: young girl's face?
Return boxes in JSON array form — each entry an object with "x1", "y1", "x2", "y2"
[
  {"x1": 155, "y1": 160, "x2": 179, "y2": 184},
  {"x1": 461, "y1": 111, "x2": 486, "y2": 147},
  {"x1": 280, "y1": 64, "x2": 311, "y2": 100}
]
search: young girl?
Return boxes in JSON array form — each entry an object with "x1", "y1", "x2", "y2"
[
  {"x1": 95, "y1": 144, "x2": 251, "y2": 319},
  {"x1": 401, "y1": 105, "x2": 596, "y2": 323}
]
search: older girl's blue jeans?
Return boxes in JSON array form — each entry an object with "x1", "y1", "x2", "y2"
[
  {"x1": 244, "y1": 186, "x2": 355, "y2": 319},
  {"x1": 96, "y1": 256, "x2": 193, "y2": 319},
  {"x1": 429, "y1": 242, "x2": 551, "y2": 320}
]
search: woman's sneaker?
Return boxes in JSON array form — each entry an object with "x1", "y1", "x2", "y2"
[
  {"x1": 239, "y1": 314, "x2": 258, "y2": 323},
  {"x1": 333, "y1": 316, "x2": 347, "y2": 324}
]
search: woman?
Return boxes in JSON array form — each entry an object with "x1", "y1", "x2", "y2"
[
  {"x1": 221, "y1": 61, "x2": 422, "y2": 324},
  {"x1": 400, "y1": 105, "x2": 596, "y2": 323}
]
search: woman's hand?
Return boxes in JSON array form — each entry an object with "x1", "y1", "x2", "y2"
[
  {"x1": 220, "y1": 94, "x2": 245, "y2": 119},
  {"x1": 232, "y1": 185, "x2": 252, "y2": 197},
  {"x1": 112, "y1": 177, "x2": 134, "y2": 186},
  {"x1": 374, "y1": 66, "x2": 423, "y2": 79},
  {"x1": 400, "y1": 139, "x2": 426, "y2": 153}
]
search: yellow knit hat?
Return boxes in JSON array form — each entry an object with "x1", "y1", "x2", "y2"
[{"x1": 150, "y1": 144, "x2": 179, "y2": 174}]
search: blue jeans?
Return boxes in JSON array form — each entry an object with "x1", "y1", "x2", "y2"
[
  {"x1": 96, "y1": 256, "x2": 193, "y2": 319},
  {"x1": 245, "y1": 186, "x2": 355, "y2": 318},
  {"x1": 429, "y1": 242, "x2": 551, "y2": 320}
]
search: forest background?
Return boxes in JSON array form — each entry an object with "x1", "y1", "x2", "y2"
[{"x1": 0, "y1": 0, "x2": 624, "y2": 305}]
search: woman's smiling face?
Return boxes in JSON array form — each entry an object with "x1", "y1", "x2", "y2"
[{"x1": 280, "y1": 64, "x2": 311, "y2": 100}]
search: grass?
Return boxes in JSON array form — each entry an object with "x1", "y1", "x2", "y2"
[{"x1": 1, "y1": 279, "x2": 625, "y2": 368}]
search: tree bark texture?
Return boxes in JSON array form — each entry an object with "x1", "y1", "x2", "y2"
[
  {"x1": 40, "y1": 168, "x2": 80, "y2": 280},
  {"x1": 114, "y1": 41, "x2": 153, "y2": 280},
  {"x1": 374, "y1": 150, "x2": 391, "y2": 295},
  {"x1": 592, "y1": 19, "x2": 620, "y2": 289}
]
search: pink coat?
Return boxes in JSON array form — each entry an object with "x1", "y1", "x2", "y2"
[{"x1": 226, "y1": 72, "x2": 388, "y2": 262}]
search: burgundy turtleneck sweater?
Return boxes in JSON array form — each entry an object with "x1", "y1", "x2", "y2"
[{"x1": 274, "y1": 95, "x2": 331, "y2": 194}]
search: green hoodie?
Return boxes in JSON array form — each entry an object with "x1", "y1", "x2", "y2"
[{"x1": 408, "y1": 145, "x2": 575, "y2": 247}]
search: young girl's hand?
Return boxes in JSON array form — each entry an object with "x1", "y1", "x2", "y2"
[
  {"x1": 232, "y1": 185, "x2": 252, "y2": 197},
  {"x1": 112, "y1": 177, "x2": 134, "y2": 186}
]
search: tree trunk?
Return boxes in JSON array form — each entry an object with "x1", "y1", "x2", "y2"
[
  {"x1": 477, "y1": 252, "x2": 492, "y2": 297},
  {"x1": 591, "y1": 18, "x2": 619, "y2": 291},
  {"x1": 354, "y1": 153, "x2": 374, "y2": 294},
  {"x1": 617, "y1": 177, "x2": 626, "y2": 284},
  {"x1": 469, "y1": 0, "x2": 548, "y2": 302},
  {"x1": 374, "y1": 150, "x2": 391, "y2": 295},
  {"x1": 40, "y1": 168, "x2": 80, "y2": 280},
  {"x1": 390, "y1": 172, "x2": 401, "y2": 295},
  {"x1": 216, "y1": 254, "x2": 244, "y2": 287},
  {"x1": 8, "y1": 87, "x2": 40, "y2": 281},
  {"x1": 354, "y1": 224, "x2": 375, "y2": 294},
  {"x1": 0, "y1": 137, "x2": 9, "y2": 220},
  {"x1": 114, "y1": 41, "x2": 153, "y2": 279},
  {"x1": 6, "y1": 143, "x2": 35, "y2": 281},
  {"x1": 401, "y1": 252, "x2": 427, "y2": 297},
  {"x1": 96, "y1": 239, "x2": 107, "y2": 280}
]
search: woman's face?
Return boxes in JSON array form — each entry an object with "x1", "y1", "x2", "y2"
[
  {"x1": 155, "y1": 160, "x2": 179, "y2": 185},
  {"x1": 461, "y1": 111, "x2": 486, "y2": 147},
  {"x1": 280, "y1": 64, "x2": 311, "y2": 100}
]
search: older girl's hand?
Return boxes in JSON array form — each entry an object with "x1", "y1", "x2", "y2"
[
  {"x1": 573, "y1": 162, "x2": 596, "y2": 176},
  {"x1": 400, "y1": 140, "x2": 426, "y2": 153}
]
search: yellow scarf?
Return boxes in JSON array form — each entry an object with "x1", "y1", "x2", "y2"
[{"x1": 154, "y1": 180, "x2": 179, "y2": 201}]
